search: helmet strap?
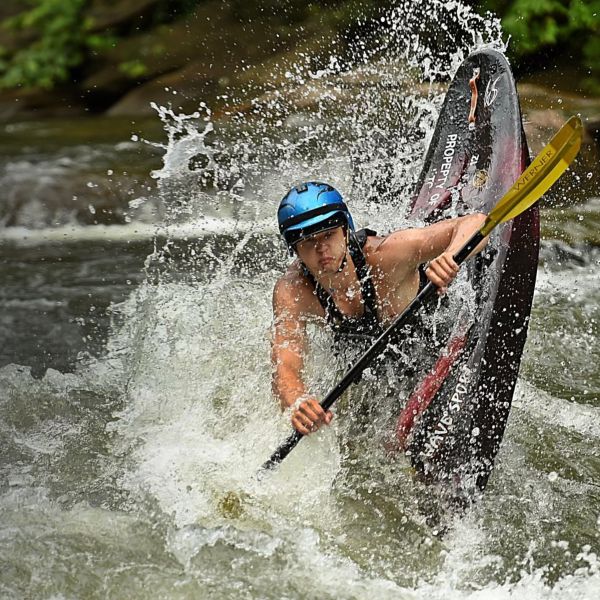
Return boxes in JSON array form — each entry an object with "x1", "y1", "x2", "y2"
[{"x1": 336, "y1": 227, "x2": 350, "y2": 273}]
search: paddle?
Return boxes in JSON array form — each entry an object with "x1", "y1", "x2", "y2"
[{"x1": 260, "y1": 115, "x2": 583, "y2": 474}]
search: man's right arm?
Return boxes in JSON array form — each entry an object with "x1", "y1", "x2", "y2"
[
  {"x1": 271, "y1": 276, "x2": 332, "y2": 435},
  {"x1": 271, "y1": 278, "x2": 309, "y2": 409}
]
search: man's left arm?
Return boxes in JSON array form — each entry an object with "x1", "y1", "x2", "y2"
[
  {"x1": 380, "y1": 213, "x2": 488, "y2": 293},
  {"x1": 422, "y1": 213, "x2": 488, "y2": 292}
]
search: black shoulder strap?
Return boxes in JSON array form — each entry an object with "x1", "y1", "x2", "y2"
[
  {"x1": 348, "y1": 229, "x2": 378, "y2": 317},
  {"x1": 352, "y1": 228, "x2": 376, "y2": 247}
]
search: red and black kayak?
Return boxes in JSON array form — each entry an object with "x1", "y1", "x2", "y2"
[
  {"x1": 395, "y1": 49, "x2": 539, "y2": 495},
  {"x1": 260, "y1": 50, "x2": 540, "y2": 482}
]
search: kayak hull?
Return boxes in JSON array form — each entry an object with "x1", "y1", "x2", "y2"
[{"x1": 397, "y1": 49, "x2": 539, "y2": 495}]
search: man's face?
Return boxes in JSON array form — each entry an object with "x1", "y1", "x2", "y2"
[{"x1": 295, "y1": 226, "x2": 347, "y2": 275}]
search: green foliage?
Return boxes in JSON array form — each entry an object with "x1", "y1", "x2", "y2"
[
  {"x1": 0, "y1": 0, "x2": 223, "y2": 90},
  {"x1": 583, "y1": 35, "x2": 600, "y2": 94},
  {"x1": 502, "y1": 0, "x2": 568, "y2": 52},
  {"x1": 1, "y1": 0, "x2": 598, "y2": 94},
  {"x1": 0, "y1": 0, "x2": 90, "y2": 89},
  {"x1": 119, "y1": 59, "x2": 148, "y2": 79},
  {"x1": 481, "y1": 0, "x2": 600, "y2": 93}
]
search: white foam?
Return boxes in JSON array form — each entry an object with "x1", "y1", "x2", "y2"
[
  {"x1": 512, "y1": 380, "x2": 600, "y2": 438},
  {"x1": 0, "y1": 217, "x2": 276, "y2": 246}
]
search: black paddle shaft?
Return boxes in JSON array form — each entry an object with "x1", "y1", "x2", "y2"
[{"x1": 259, "y1": 230, "x2": 486, "y2": 472}]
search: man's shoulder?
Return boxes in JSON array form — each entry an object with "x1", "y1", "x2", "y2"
[
  {"x1": 273, "y1": 271, "x2": 322, "y2": 320},
  {"x1": 273, "y1": 264, "x2": 314, "y2": 307},
  {"x1": 363, "y1": 228, "x2": 414, "y2": 258},
  {"x1": 275, "y1": 262, "x2": 307, "y2": 289},
  {"x1": 364, "y1": 227, "x2": 424, "y2": 274}
]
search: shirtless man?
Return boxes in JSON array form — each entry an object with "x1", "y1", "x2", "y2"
[{"x1": 272, "y1": 181, "x2": 487, "y2": 436}]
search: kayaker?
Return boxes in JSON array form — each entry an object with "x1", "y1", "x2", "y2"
[{"x1": 272, "y1": 181, "x2": 488, "y2": 436}]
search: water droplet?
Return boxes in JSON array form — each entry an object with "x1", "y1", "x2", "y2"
[{"x1": 548, "y1": 471, "x2": 558, "y2": 482}]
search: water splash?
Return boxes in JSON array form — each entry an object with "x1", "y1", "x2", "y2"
[
  {"x1": 142, "y1": 0, "x2": 506, "y2": 237},
  {"x1": 111, "y1": 1, "x2": 598, "y2": 593},
  {"x1": 2, "y1": 1, "x2": 599, "y2": 597}
]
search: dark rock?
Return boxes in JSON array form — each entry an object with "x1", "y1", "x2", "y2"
[
  {"x1": 86, "y1": 0, "x2": 163, "y2": 32},
  {"x1": 0, "y1": 1, "x2": 37, "y2": 53},
  {"x1": 106, "y1": 60, "x2": 221, "y2": 116},
  {"x1": 0, "y1": 0, "x2": 22, "y2": 20},
  {"x1": 585, "y1": 117, "x2": 600, "y2": 148},
  {"x1": 517, "y1": 83, "x2": 600, "y2": 208},
  {"x1": 108, "y1": 17, "x2": 340, "y2": 117},
  {"x1": 0, "y1": 87, "x2": 87, "y2": 121},
  {"x1": 539, "y1": 240, "x2": 588, "y2": 266},
  {"x1": 103, "y1": 3, "x2": 302, "y2": 115}
]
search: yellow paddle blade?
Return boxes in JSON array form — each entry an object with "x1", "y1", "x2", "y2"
[{"x1": 481, "y1": 116, "x2": 583, "y2": 237}]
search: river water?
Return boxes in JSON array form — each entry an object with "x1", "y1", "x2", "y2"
[{"x1": 1, "y1": 2, "x2": 600, "y2": 598}]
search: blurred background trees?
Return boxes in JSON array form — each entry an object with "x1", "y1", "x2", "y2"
[
  {"x1": 0, "y1": 0, "x2": 597, "y2": 117},
  {"x1": 476, "y1": 0, "x2": 600, "y2": 93}
]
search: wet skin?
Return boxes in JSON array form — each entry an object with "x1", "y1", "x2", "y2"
[{"x1": 271, "y1": 214, "x2": 487, "y2": 436}]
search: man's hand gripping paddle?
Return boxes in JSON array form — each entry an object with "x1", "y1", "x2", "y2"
[{"x1": 218, "y1": 116, "x2": 582, "y2": 518}]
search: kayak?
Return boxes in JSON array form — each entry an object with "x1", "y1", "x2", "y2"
[{"x1": 395, "y1": 49, "x2": 539, "y2": 498}]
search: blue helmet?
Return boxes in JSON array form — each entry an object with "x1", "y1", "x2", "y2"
[{"x1": 278, "y1": 182, "x2": 355, "y2": 249}]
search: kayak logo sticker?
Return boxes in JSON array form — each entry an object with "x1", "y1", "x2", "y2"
[
  {"x1": 424, "y1": 133, "x2": 459, "y2": 203},
  {"x1": 484, "y1": 76, "x2": 501, "y2": 107},
  {"x1": 471, "y1": 169, "x2": 489, "y2": 190},
  {"x1": 515, "y1": 148, "x2": 554, "y2": 191},
  {"x1": 421, "y1": 365, "x2": 472, "y2": 460}
]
